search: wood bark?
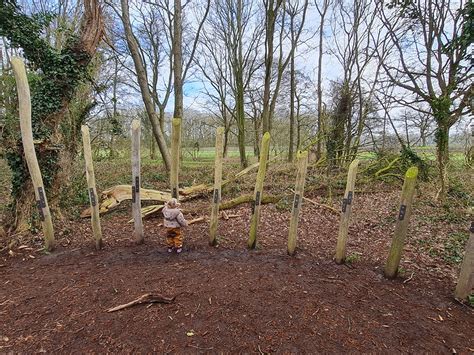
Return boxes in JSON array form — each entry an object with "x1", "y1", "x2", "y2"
[
  {"x1": 11, "y1": 57, "x2": 55, "y2": 251},
  {"x1": 248, "y1": 132, "x2": 271, "y2": 249},
  {"x1": 81, "y1": 125, "x2": 103, "y2": 250},
  {"x1": 335, "y1": 159, "x2": 359, "y2": 263},
  {"x1": 384, "y1": 167, "x2": 418, "y2": 279},
  {"x1": 287, "y1": 150, "x2": 308, "y2": 255},
  {"x1": 454, "y1": 223, "x2": 474, "y2": 300},
  {"x1": 131, "y1": 119, "x2": 144, "y2": 244}
]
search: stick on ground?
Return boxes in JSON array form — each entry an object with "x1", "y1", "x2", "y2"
[{"x1": 106, "y1": 293, "x2": 176, "y2": 312}]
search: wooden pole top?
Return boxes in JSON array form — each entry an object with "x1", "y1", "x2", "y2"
[
  {"x1": 405, "y1": 166, "x2": 419, "y2": 179},
  {"x1": 296, "y1": 150, "x2": 308, "y2": 159},
  {"x1": 131, "y1": 119, "x2": 140, "y2": 130}
]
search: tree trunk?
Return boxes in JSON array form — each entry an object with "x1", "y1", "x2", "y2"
[
  {"x1": 233, "y1": 0, "x2": 248, "y2": 168},
  {"x1": 223, "y1": 122, "x2": 230, "y2": 158},
  {"x1": 432, "y1": 97, "x2": 451, "y2": 201},
  {"x1": 254, "y1": 117, "x2": 261, "y2": 157},
  {"x1": 150, "y1": 135, "x2": 156, "y2": 160},
  {"x1": 288, "y1": 18, "x2": 295, "y2": 162},
  {"x1": 261, "y1": 0, "x2": 281, "y2": 135},
  {"x1": 1, "y1": 0, "x2": 104, "y2": 234},
  {"x1": 315, "y1": 0, "x2": 329, "y2": 161},
  {"x1": 173, "y1": 0, "x2": 183, "y2": 120},
  {"x1": 435, "y1": 122, "x2": 449, "y2": 200}
]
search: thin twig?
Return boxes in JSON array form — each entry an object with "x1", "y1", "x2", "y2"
[{"x1": 403, "y1": 272, "x2": 414, "y2": 284}]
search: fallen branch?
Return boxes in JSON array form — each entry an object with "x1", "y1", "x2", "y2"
[
  {"x1": 374, "y1": 157, "x2": 400, "y2": 177},
  {"x1": 156, "y1": 217, "x2": 205, "y2": 227},
  {"x1": 81, "y1": 159, "x2": 275, "y2": 218},
  {"x1": 289, "y1": 189, "x2": 339, "y2": 215},
  {"x1": 376, "y1": 173, "x2": 404, "y2": 182},
  {"x1": 220, "y1": 194, "x2": 284, "y2": 210},
  {"x1": 403, "y1": 272, "x2": 415, "y2": 284},
  {"x1": 106, "y1": 293, "x2": 176, "y2": 312}
]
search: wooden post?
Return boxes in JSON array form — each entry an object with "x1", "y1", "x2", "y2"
[
  {"x1": 287, "y1": 150, "x2": 309, "y2": 255},
  {"x1": 81, "y1": 125, "x2": 103, "y2": 250},
  {"x1": 131, "y1": 119, "x2": 144, "y2": 244},
  {"x1": 209, "y1": 127, "x2": 225, "y2": 246},
  {"x1": 248, "y1": 132, "x2": 271, "y2": 249},
  {"x1": 384, "y1": 166, "x2": 418, "y2": 279},
  {"x1": 170, "y1": 117, "x2": 181, "y2": 199},
  {"x1": 335, "y1": 159, "x2": 360, "y2": 264},
  {"x1": 454, "y1": 222, "x2": 474, "y2": 300},
  {"x1": 11, "y1": 57, "x2": 55, "y2": 251}
]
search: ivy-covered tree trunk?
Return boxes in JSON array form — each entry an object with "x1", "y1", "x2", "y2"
[
  {"x1": 432, "y1": 96, "x2": 452, "y2": 201},
  {"x1": 0, "y1": 0, "x2": 103, "y2": 234}
]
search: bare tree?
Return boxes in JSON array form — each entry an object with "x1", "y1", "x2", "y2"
[
  {"x1": 313, "y1": 0, "x2": 331, "y2": 161},
  {"x1": 118, "y1": 0, "x2": 172, "y2": 169},
  {"x1": 198, "y1": 0, "x2": 263, "y2": 167},
  {"x1": 261, "y1": 0, "x2": 309, "y2": 137},
  {"x1": 378, "y1": 0, "x2": 473, "y2": 199}
]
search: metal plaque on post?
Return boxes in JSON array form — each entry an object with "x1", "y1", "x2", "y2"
[
  {"x1": 37, "y1": 200, "x2": 45, "y2": 221},
  {"x1": 342, "y1": 198, "x2": 348, "y2": 213},
  {"x1": 89, "y1": 188, "x2": 96, "y2": 207},
  {"x1": 398, "y1": 204, "x2": 407, "y2": 220},
  {"x1": 347, "y1": 191, "x2": 353, "y2": 205},
  {"x1": 294, "y1": 194, "x2": 300, "y2": 209},
  {"x1": 38, "y1": 187, "x2": 46, "y2": 208},
  {"x1": 135, "y1": 176, "x2": 140, "y2": 193}
]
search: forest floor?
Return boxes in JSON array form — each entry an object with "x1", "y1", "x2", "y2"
[{"x1": 0, "y1": 153, "x2": 473, "y2": 352}]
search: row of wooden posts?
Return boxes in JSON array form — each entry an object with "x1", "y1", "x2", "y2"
[{"x1": 11, "y1": 56, "x2": 473, "y2": 301}]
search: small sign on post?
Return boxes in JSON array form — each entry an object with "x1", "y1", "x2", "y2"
[
  {"x1": 287, "y1": 150, "x2": 309, "y2": 255},
  {"x1": 170, "y1": 117, "x2": 181, "y2": 200},
  {"x1": 335, "y1": 159, "x2": 359, "y2": 264},
  {"x1": 81, "y1": 125, "x2": 103, "y2": 250},
  {"x1": 384, "y1": 166, "x2": 418, "y2": 279},
  {"x1": 11, "y1": 57, "x2": 55, "y2": 251},
  {"x1": 454, "y1": 222, "x2": 474, "y2": 300},
  {"x1": 248, "y1": 132, "x2": 271, "y2": 249},
  {"x1": 131, "y1": 119, "x2": 144, "y2": 244},
  {"x1": 209, "y1": 127, "x2": 224, "y2": 246}
]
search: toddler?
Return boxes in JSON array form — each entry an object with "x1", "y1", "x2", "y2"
[{"x1": 162, "y1": 198, "x2": 188, "y2": 253}]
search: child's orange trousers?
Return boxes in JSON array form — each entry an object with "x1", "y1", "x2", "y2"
[{"x1": 166, "y1": 227, "x2": 183, "y2": 248}]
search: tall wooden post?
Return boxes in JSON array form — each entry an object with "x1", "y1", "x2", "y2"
[
  {"x1": 335, "y1": 159, "x2": 360, "y2": 264},
  {"x1": 248, "y1": 132, "x2": 271, "y2": 249},
  {"x1": 209, "y1": 127, "x2": 224, "y2": 246},
  {"x1": 384, "y1": 166, "x2": 418, "y2": 279},
  {"x1": 287, "y1": 150, "x2": 309, "y2": 255},
  {"x1": 170, "y1": 117, "x2": 181, "y2": 199},
  {"x1": 81, "y1": 125, "x2": 103, "y2": 250},
  {"x1": 454, "y1": 222, "x2": 474, "y2": 300},
  {"x1": 11, "y1": 57, "x2": 55, "y2": 251},
  {"x1": 131, "y1": 119, "x2": 144, "y2": 244}
]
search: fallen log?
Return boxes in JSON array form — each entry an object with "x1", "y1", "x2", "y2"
[
  {"x1": 80, "y1": 185, "x2": 171, "y2": 217},
  {"x1": 220, "y1": 194, "x2": 283, "y2": 210},
  {"x1": 81, "y1": 157, "x2": 279, "y2": 218},
  {"x1": 106, "y1": 293, "x2": 176, "y2": 313}
]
